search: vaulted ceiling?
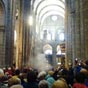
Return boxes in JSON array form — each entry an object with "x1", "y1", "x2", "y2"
[{"x1": 33, "y1": 0, "x2": 65, "y2": 25}]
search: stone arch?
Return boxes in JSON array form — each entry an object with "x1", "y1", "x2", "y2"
[
  {"x1": 34, "y1": 0, "x2": 65, "y2": 14},
  {"x1": 33, "y1": 0, "x2": 65, "y2": 38}
]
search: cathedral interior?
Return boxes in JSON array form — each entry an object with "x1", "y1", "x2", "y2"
[{"x1": 0, "y1": 0, "x2": 88, "y2": 70}]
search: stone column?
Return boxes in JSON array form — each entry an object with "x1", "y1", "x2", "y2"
[
  {"x1": 5, "y1": 0, "x2": 14, "y2": 66},
  {"x1": 70, "y1": 0, "x2": 76, "y2": 66},
  {"x1": 65, "y1": 0, "x2": 73, "y2": 65},
  {"x1": 66, "y1": 0, "x2": 88, "y2": 64},
  {"x1": 22, "y1": 0, "x2": 31, "y2": 67},
  {"x1": 52, "y1": 42, "x2": 57, "y2": 67},
  {"x1": 66, "y1": 0, "x2": 81, "y2": 66},
  {"x1": 15, "y1": 0, "x2": 23, "y2": 69},
  {"x1": 80, "y1": 0, "x2": 85, "y2": 59},
  {"x1": 82, "y1": 0, "x2": 88, "y2": 59},
  {"x1": 74, "y1": 0, "x2": 81, "y2": 59}
]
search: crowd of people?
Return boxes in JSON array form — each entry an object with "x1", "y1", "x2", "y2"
[{"x1": 0, "y1": 60, "x2": 88, "y2": 88}]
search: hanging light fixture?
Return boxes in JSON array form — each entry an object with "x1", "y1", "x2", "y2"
[
  {"x1": 28, "y1": 16, "x2": 33, "y2": 26},
  {"x1": 51, "y1": 15, "x2": 58, "y2": 21}
]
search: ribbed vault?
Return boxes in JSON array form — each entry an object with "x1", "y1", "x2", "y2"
[{"x1": 33, "y1": 0, "x2": 65, "y2": 26}]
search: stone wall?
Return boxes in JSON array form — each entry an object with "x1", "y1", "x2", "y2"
[
  {"x1": 66, "y1": 0, "x2": 88, "y2": 65},
  {"x1": 0, "y1": 1, "x2": 5, "y2": 67}
]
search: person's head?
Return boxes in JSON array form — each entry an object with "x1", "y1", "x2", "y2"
[
  {"x1": 15, "y1": 69, "x2": 20, "y2": 76},
  {"x1": 52, "y1": 79, "x2": 68, "y2": 88},
  {"x1": 8, "y1": 77, "x2": 21, "y2": 87},
  {"x1": 38, "y1": 80, "x2": 48, "y2": 88},
  {"x1": 80, "y1": 68, "x2": 88, "y2": 75},
  {"x1": 27, "y1": 70, "x2": 37, "y2": 82},
  {"x1": 38, "y1": 71, "x2": 46, "y2": 80},
  {"x1": 48, "y1": 71, "x2": 54, "y2": 76},
  {"x1": 10, "y1": 85, "x2": 23, "y2": 88},
  {"x1": 85, "y1": 60, "x2": 88, "y2": 65},
  {"x1": 0, "y1": 68, "x2": 4, "y2": 78},
  {"x1": 74, "y1": 72, "x2": 86, "y2": 83}
]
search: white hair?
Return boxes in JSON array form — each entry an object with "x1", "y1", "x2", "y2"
[
  {"x1": 0, "y1": 68, "x2": 4, "y2": 74},
  {"x1": 38, "y1": 71, "x2": 46, "y2": 78},
  {"x1": 38, "y1": 80, "x2": 48, "y2": 88},
  {"x1": 10, "y1": 85, "x2": 23, "y2": 88}
]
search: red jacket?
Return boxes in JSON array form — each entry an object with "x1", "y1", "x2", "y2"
[{"x1": 73, "y1": 83, "x2": 88, "y2": 88}]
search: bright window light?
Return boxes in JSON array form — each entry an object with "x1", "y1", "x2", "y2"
[
  {"x1": 62, "y1": 0, "x2": 65, "y2": 2},
  {"x1": 14, "y1": 30, "x2": 17, "y2": 42},
  {"x1": 57, "y1": 62, "x2": 61, "y2": 65},
  {"x1": 59, "y1": 33, "x2": 64, "y2": 41},
  {"x1": 52, "y1": 33, "x2": 55, "y2": 40},
  {"x1": 40, "y1": 32, "x2": 43, "y2": 40},
  {"x1": 28, "y1": 16, "x2": 33, "y2": 26},
  {"x1": 47, "y1": 33, "x2": 51, "y2": 40}
]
